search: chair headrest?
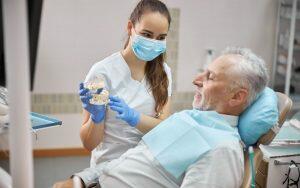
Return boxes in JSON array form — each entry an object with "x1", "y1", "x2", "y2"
[{"x1": 257, "y1": 92, "x2": 293, "y2": 145}]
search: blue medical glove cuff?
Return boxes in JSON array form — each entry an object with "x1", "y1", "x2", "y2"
[
  {"x1": 128, "y1": 109, "x2": 141, "y2": 127},
  {"x1": 90, "y1": 114, "x2": 104, "y2": 125}
]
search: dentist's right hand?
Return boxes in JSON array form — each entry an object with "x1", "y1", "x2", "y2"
[{"x1": 79, "y1": 83, "x2": 106, "y2": 124}]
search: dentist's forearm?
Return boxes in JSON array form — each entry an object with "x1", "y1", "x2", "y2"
[
  {"x1": 135, "y1": 114, "x2": 164, "y2": 134},
  {"x1": 80, "y1": 118, "x2": 104, "y2": 151},
  {"x1": 136, "y1": 97, "x2": 172, "y2": 134}
]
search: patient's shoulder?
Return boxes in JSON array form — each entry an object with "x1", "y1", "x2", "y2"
[
  {"x1": 213, "y1": 140, "x2": 243, "y2": 153},
  {"x1": 210, "y1": 140, "x2": 244, "y2": 164}
]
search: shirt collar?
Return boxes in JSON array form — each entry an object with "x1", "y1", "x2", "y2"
[{"x1": 220, "y1": 114, "x2": 239, "y2": 127}]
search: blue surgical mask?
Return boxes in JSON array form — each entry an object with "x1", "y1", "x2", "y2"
[{"x1": 131, "y1": 32, "x2": 166, "y2": 61}]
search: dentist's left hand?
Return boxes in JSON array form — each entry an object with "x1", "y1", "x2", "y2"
[{"x1": 109, "y1": 96, "x2": 140, "y2": 127}]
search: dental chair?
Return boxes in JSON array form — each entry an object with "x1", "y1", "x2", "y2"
[{"x1": 241, "y1": 92, "x2": 293, "y2": 188}]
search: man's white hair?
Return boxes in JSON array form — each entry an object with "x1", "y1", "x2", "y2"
[{"x1": 222, "y1": 47, "x2": 269, "y2": 106}]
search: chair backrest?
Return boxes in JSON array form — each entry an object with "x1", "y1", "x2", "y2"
[{"x1": 241, "y1": 92, "x2": 293, "y2": 188}]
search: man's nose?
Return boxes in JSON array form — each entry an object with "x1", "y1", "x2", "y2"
[
  {"x1": 193, "y1": 73, "x2": 205, "y2": 86},
  {"x1": 192, "y1": 79, "x2": 203, "y2": 87}
]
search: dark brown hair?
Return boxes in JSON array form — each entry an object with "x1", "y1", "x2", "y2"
[{"x1": 124, "y1": 0, "x2": 171, "y2": 114}]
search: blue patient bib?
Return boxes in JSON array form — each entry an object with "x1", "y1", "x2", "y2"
[{"x1": 142, "y1": 110, "x2": 240, "y2": 179}]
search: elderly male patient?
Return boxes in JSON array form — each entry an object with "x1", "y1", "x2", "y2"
[{"x1": 74, "y1": 47, "x2": 269, "y2": 188}]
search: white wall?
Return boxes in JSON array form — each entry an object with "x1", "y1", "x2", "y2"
[
  {"x1": 35, "y1": 0, "x2": 138, "y2": 93},
  {"x1": 33, "y1": 0, "x2": 278, "y2": 149}
]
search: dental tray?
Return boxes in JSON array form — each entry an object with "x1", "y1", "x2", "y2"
[{"x1": 30, "y1": 112, "x2": 62, "y2": 130}]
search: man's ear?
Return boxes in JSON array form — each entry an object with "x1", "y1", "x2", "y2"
[
  {"x1": 229, "y1": 88, "x2": 248, "y2": 107},
  {"x1": 127, "y1": 20, "x2": 133, "y2": 36}
]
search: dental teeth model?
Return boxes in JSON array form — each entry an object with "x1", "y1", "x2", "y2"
[
  {"x1": 85, "y1": 82, "x2": 105, "y2": 91},
  {"x1": 90, "y1": 89, "x2": 109, "y2": 105},
  {"x1": 84, "y1": 76, "x2": 109, "y2": 105}
]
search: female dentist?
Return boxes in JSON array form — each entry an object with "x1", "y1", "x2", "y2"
[{"x1": 54, "y1": 0, "x2": 172, "y2": 187}]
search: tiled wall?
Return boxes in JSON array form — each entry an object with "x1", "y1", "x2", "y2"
[
  {"x1": 30, "y1": 92, "x2": 194, "y2": 114},
  {"x1": 31, "y1": 94, "x2": 82, "y2": 114},
  {"x1": 167, "y1": 8, "x2": 180, "y2": 92},
  {"x1": 167, "y1": 8, "x2": 195, "y2": 112},
  {"x1": 171, "y1": 92, "x2": 194, "y2": 113},
  {"x1": 31, "y1": 8, "x2": 195, "y2": 115}
]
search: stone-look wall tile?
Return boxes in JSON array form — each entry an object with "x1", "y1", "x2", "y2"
[
  {"x1": 171, "y1": 92, "x2": 194, "y2": 113},
  {"x1": 31, "y1": 91, "x2": 194, "y2": 115},
  {"x1": 167, "y1": 8, "x2": 180, "y2": 92},
  {"x1": 31, "y1": 93, "x2": 82, "y2": 114},
  {"x1": 170, "y1": 8, "x2": 180, "y2": 18}
]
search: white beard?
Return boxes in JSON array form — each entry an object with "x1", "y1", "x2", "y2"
[
  {"x1": 192, "y1": 99, "x2": 202, "y2": 110},
  {"x1": 192, "y1": 93, "x2": 204, "y2": 110},
  {"x1": 192, "y1": 93, "x2": 212, "y2": 111}
]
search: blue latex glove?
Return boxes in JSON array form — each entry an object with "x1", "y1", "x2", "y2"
[
  {"x1": 79, "y1": 83, "x2": 105, "y2": 124},
  {"x1": 108, "y1": 95, "x2": 140, "y2": 127}
]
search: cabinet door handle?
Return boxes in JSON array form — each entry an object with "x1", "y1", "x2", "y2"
[{"x1": 274, "y1": 159, "x2": 300, "y2": 165}]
